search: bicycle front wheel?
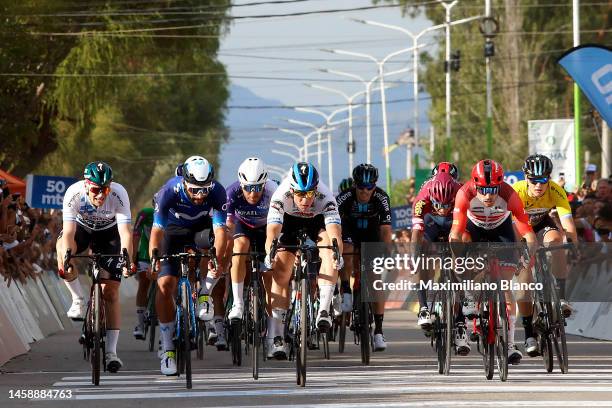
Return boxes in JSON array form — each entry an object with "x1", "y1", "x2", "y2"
[
  {"x1": 443, "y1": 290, "x2": 453, "y2": 376},
  {"x1": 338, "y1": 312, "x2": 347, "y2": 354},
  {"x1": 297, "y1": 277, "x2": 308, "y2": 387},
  {"x1": 181, "y1": 283, "x2": 193, "y2": 389},
  {"x1": 360, "y1": 299, "x2": 371, "y2": 366},
  {"x1": 482, "y1": 299, "x2": 495, "y2": 381},
  {"x1": 92, "y1": 283, "x2": 102, "y2": 386},
  {"x1": 495, "y1": 290, "x2": 508, "y2": 382},
  {"x1": 251, "y1": 284, "x2": 260, "y2": 380}
]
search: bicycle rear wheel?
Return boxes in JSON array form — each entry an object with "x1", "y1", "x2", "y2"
[
  {"x1": 92, "y1": 283, "x2": 102, "y2": 386},
  {"x1": 197, "y1": 320, "x2": 205, "y2": 360},
  {"x1": 481, "y1": 300, "x2": 495, "y2": 381},
  {"x1": 147, "y1": 286, "x2": 157, "y2": 352},
  {"x1": 338, "y1": 312, "x2": 347, "y2": 353},
  {"x1": 495, "y1": 291, "x2": 508, "y2": 382},
  {"x1": 230, "y1": 319, "x2": 242, "y2": 366},
  {"x1": 549, "y1": 300, "x2": 569, "y2": 373}
]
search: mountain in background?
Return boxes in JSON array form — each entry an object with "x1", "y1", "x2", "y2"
[{"x1": 219, "y1": 84, "x2": 431, "y2": 191}]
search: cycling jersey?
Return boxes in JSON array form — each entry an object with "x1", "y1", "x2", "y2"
[
  {"x1": 451, "y1": 181, "x2": 532, "y2": 237},
  {"x1": 226, "y1": 180, "x2": 277, "y2": 229},
  {"x1": 411, "y1": 178, "x2": 461, "y2": 231},
  {"x1": 63, "y1": 180, "x2": 131, "y2": 231},
  {"x1": 134, "y1": 207, "x2": 154, "y2": 262},
  {"x1": 336, "y1": 187, "x2": 391, "y2": 242},
  {"x1": 153, "y1": 176, "x2": 227, "y2": 230},
  {"x1": 512, "y1": 180, "x2": 572, "y2": 225},
  {"x1": 267, "y1": 178, "x2": 341, "y2": 226}
]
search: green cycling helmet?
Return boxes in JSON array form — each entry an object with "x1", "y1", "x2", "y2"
[
  {"x1": 84, "y1": 161, "x2": 113, "y2": 186},
  {"x1": 338, "y1": 177, "x2": 354, "y2": 193}
]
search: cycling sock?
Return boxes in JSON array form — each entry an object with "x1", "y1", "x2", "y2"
[
  {"x1": 201, "y1": 276, "x2": 220, "y2": 295},
  {"x1": 418, "y1": 289, "x2": 428, "y2": 309},
  {"x1": 267, "y1": 313, "x2": 276, "y2": 339},
  {"x1": 557, "y1": 279, "x2": 567, "y2": 299},
  {"x1": 136, "y1": 307, "x2": 146, "y2": 326},
  {"x1": 231, "y1": 282, "x2": 244, "y2": 307},
  {"x1": 508, "y1": 314, "x2": 516, "y2": 347},
  {"x1": 341, "y1": 280, "x2": 352, "y2": 295},
  {"x1": 65, "y1": 278, "x2": 84, "y2": 300},
  {"x1": 319, "y1": 284, "x2": 335, "y2": 313},
  {"x1": 522, "y1": 315, "x2": 534, "y2": 339},
  {"x1": 106, "y1": 329, "x2": 119, "y2": 355},
  {"x1": 159, "y1": 322, "x2": 176, "y2": 352},
  {"x1": 271, "y1": 308, "x2": 286, "y2": 338},
  {"x1": 374, "y1": 314, "x2": 384, "y2": 335}
]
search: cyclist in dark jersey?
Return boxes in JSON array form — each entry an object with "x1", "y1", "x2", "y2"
[
  {"x1": 132, "y1": 205, "x2": 154, "y2": 340},
  {"x1": 336, "y1": 164, "x2": 392, "y2": 351}
]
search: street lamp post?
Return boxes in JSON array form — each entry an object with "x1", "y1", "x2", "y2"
[
  {"x1": 322, "y1": 45, "x2": 423, "y2": 197},
  {"x1": 441, "y1": 0, "x2": 458, "y2": 161},
  {"x1": 265, "y1": 126, "x2": 318, "y2": 157},
  {"x1": 480, "y1": 2, "x2": 500, "y2": 157},
  {"x1": 284, "y1": 118, "x2": 324, "y2": 169}
]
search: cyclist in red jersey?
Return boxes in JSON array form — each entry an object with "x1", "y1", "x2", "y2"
[{"x1": 449, "y1": 160, "x2": 536, "y2": 365}]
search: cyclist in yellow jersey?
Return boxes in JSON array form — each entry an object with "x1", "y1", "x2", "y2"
[{"x1": 513, "y1": 154, "x2": 578, "y2": 357}]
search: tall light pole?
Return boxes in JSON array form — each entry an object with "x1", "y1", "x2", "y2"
[
  {"x1": 318, "y1": 67, "x2": 411, "y2": 165},
  {"x1": 294, "y1": 106, "x2": 351, "y2": 189},
  {"x1": 322, "y1": 45, "x2": 423, "y2": 197},
  {"x1": 573, "y1": 0, "x2": 582, "y2": 185},
  {"x1": 441, "y1": 0, "x2": 458, "y2": 161},
  {"x1": 283, "y1": 118, "x2": 324, "y2": 169},
  {"x1": 303, "y1": 83, "x2": 362, "y2": 174},
  {"x1": 480, "y1": 3, "x2": 500, "y2": 157},
  {"x1": 265, "y1": 125, "x2": 318, "y2": 157}
]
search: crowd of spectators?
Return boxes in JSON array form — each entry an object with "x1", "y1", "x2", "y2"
[{"x1": 0, "y1": 180, "x2": 62, "y2": 287}]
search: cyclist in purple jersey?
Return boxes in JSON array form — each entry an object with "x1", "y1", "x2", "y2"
[{"x1": 226, "y1": 158, "x2": 277, "y2": 322}]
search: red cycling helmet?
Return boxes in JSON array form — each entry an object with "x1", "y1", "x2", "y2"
[
  {"x1": 432, "y1": 161, "x2": 459, "y2": 180},
  {"x1": 471, "y1": 159, "x2": 504, "y2": 187},
  {"x1": 429, "y1": 172, "x2": 458, "y2": 206}
]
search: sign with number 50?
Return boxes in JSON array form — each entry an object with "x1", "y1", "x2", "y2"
[{"x1": 26, "y1": 174, "x2": 78, "y2": 209}]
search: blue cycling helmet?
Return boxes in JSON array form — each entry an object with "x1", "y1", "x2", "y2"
[{"x1": 290, "y1": 162, "x2": 319, "y2": 192}]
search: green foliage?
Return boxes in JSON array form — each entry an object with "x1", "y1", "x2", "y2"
[
  {"x1": 0, "y1": 0, "x2": 231, "y2": 209},
  {"x1": 376, "y1": 0, "x2": 610, "y2": 176}
]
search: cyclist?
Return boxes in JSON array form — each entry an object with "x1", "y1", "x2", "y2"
[
  {"x1": 132, "y1": 204, "x2": 154, "y2": 340},
  {"x1": 226, "y1": 158, "x2": 277, "y2": 321},
  {"x1": 338, "y1": 177, "x2": 354, "y2": 194},
  {"x1": 431, "y1": 161, "x2": 460, "y2": 181},
  {"x1": 513, "y1": 153, "x2": 578, "y2": 356},
  {"x1": 410, "y1": 171, "x2": 467, "y2": 354},
  {"x1": 57, "y1": 161, "x2": 134, "y2": 373},
  {"x1": 264, "y1": 162, "x2": 343, "y2": 359},
  {"x1": 450, "y1": 159, "x2": 537, "y2": 365},
  {"x1": 336, "y1": 164, "x2": 392, "y2": 351},
  {"x1": 149, "y1": 156, "x2": 228, "y2": 375}
]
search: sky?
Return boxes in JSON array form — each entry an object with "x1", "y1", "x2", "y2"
[{"x1": 216, "y1": 0, "x2": 442, "y2": 188}]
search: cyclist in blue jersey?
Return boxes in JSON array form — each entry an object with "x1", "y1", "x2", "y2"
[
  {"x1": 149, "y1": 156, "x2": 228, "y2": 375},
  {"x1": 226, "y1": 158, "x2": 277, "y2": 321}
]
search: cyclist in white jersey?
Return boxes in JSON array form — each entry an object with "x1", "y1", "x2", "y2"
[
  {"x1": 264, "y1": 162, "x2": 343, "y2": 359},
  {"x1": 55, "y1": 161, "x2": 135, "y2": 373}
]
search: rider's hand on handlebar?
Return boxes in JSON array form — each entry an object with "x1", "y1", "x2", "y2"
[
  {"x1": 333, "y1": 255, "x2": 344, "y2": 271},
  {"x1": 264, "y1": 252, "x2": 274, "y2": 270},
  {"x1": 61, "y1": 263, "x2": 78, "y2": 281},
  {"x1": 122, "y1": 262, "x2": 137, "y2": 278},
  {"x1": 208, "y1": 258, "x2": 221, "y2": 278}
]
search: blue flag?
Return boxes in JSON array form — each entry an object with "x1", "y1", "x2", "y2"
[{"x1": 558, "y1": 44, "x2": 612, "y2": 128}]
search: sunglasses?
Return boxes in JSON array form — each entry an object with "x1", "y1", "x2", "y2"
[
  {"x1": 476, "y1": 186, "x2": 500, "y2": 195},
  {"x1": 528, "y1": 177, "x2": 549, "y2": 185},
  {"x1": 356, "y1": 183, "x2": 376, "y2": 190},
  {"x1": 431, "y1": 198, "x2": 452, "y2": 210},
  {"x1": 242, "y1": 184, "x2": 264, "y2": 193},
  {"x1": 89, "y1": 185, "x2": 111, "y2": 196},
  {"x1": 293, "y1": 190, "x2": 316, "y2": 199},
  {"x1": 186, "y1": 184, "x2": 214, "y2": 195}
]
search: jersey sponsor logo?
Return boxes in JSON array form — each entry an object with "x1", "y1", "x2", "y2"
[
  {"x1": 221, "y1": 203, "x2": 228, "y2": 211},
  {"x1": 324, "y1": 201, "x2": 337, "y2": 212},
  {"x1": 414, "y1": 200, "x2": 426, "y2": 217},
  {"x1": 271, "y1": 200, "x2": 283, "y2": 211}
]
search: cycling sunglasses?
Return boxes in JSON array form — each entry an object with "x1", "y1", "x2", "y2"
[
  {"x1": 356, "y1": 183, "x2": 376, "y2": 190},
  {"x1": 431, "y1": 198, "x2": 452, "y2": 210},
  {"x1": 292, "y1": 189, "x2": 316, "y2": 199},
  {"x1": 527, "y1": 176, "x2": 549, "y2": 185},
  {"x1": 476, "y1": 185, "x2": 500, "y2": 195},
  {"x1": 242, "y1": 184, "x2": 264, "y2": 193},
  {"x1": 186, "y1": 184, "x2": 214, "y2": 195},
  {"x1": 88, "y1": 185, "x2": 111, "y2": 196}
]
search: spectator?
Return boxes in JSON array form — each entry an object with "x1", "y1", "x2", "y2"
[
  {"x1": 596, "y1": 178, "x2": 611, "y2": 203},
  {"x1": 593, "y1": 202, "x2": 612, "y2": 242}
]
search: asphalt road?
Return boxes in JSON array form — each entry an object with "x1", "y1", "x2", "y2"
[{"x1": 2, "y1": 302, "x2": 612, "y2": 408}]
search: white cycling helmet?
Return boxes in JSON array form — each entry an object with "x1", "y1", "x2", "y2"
[
  {"x1": 182, "y1": 155, "x2": 214, "y2": 186},
  {"x1": 238, "y1": 157, "x2": 268, "y2": 185}
]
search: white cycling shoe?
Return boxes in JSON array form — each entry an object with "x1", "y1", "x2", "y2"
[
  {"x1": 462, "y1": 299, "x2": 478, "y2": 320},
  {"x1": 160, "y1": 351, "x2": 177, "y2": 376},
  {"x1": 197, "y1": 293, "x2": 214, "y2": 321},
  {"x1": 67, "y1": 298, "x2": 86, "y2": 321},
  {"x1": 454, "y1": 323, "x2": 471, "y2": 356},
  {"x1": 508, "y1": 344, "x2": 523, "y2": 365},
  {"x1": 133, "y1": 324, "x2": 145, "y2": 340},
  {"x1": 316, "y1": 310, "x2": 332, "y2": 332},
  {"x1": 105, "y1": 353, "x2": 123, "y2": 373},
  {"x1": 373, "y1": 333, "x2": 387, "y2": 352},
  {"x1": 417, "y1": 306, "x2": 433, "y2": 330},
  {"x1": 525, "y1": 337, "x2": 539, "y2": 357},
  {"x1": 228, "y1": 303, "x2": 244, "y2": 321},
  {"x1": 560, "y1": 299, "x2": 573, "y2": 318},
  {"x1": 271, "y1": 336, "x2": 288, "y2": 360}
]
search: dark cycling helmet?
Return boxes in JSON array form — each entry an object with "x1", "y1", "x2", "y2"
[
  {"x1": 182, "y1": 156, "x2": 214, "y2": 186},
  {"x1": 83, "y1": 161, "x2": 113, "y2": 186},
  {"x1": 290, "y1": 162, "x2": 319, "y2": 192},
  {"x1": 472, "y1": 159, "x2": 504, "y2": 187},
  {"x1": 429, "y1": 172, "x2": 458, "y2": 205},
  {"x1": 522, "y1": 154, "x2": 553, "y2": 178},
  {"x1": 352, "y1": 164, "x2": 379, "y2": 185},
  {"x1": 338, "y1": 177, "x2": 354, "y2": 193},
  {"x1": 432, "y1": 161, "x2": 459, "y2": 180}
]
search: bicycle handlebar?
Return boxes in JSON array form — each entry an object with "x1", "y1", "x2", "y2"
[
  {"x1": 151, "y1": 247, "x2": 218, "y2": 273},
  {"x1": 269, "y1": 236, "x2": 340, "y2": 261}
]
